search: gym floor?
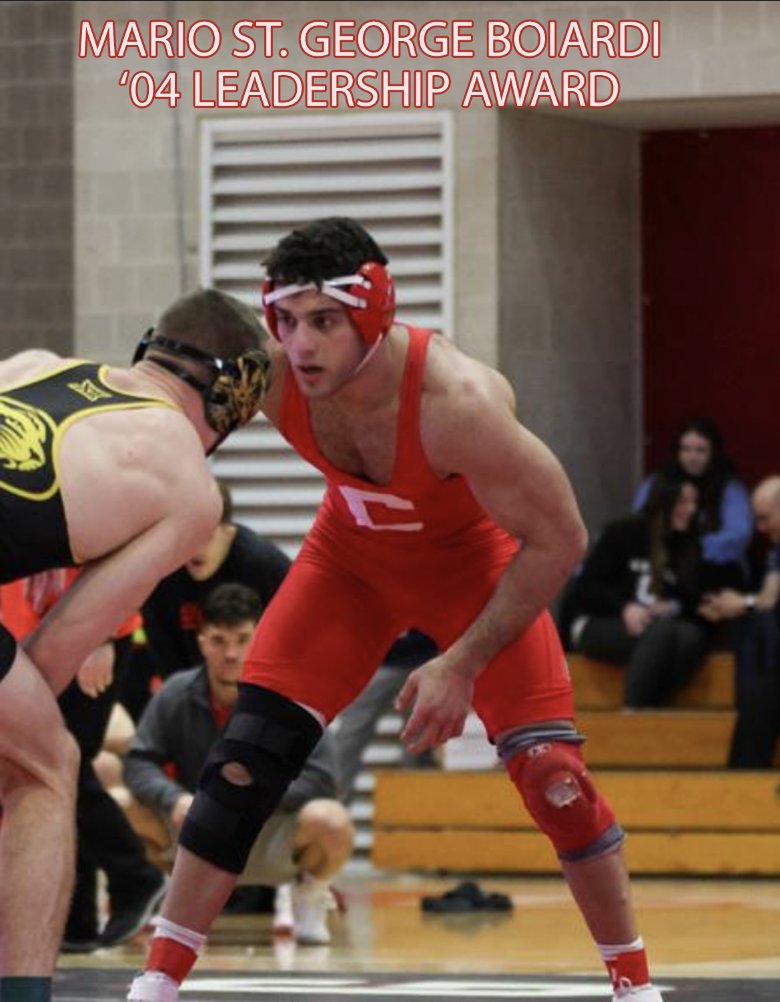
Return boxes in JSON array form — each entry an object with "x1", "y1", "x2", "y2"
[{"x1": 55, "y1": 870, "x2": 780, "y2": 1001}]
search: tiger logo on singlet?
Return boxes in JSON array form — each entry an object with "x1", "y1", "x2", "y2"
[{"x1": 0, "y1": 397, "x2": 54, "y2": 495}]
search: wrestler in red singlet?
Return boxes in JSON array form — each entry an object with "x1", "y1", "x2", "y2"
[
  {"x1": 243, "y1": 326, "x2": 574, "y2": 736},
  {"x1": 126, "y1": 219, "x2": 663, "y2": 1002}
]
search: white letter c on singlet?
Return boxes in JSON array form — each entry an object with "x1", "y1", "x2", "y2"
[{"x1": 338, "y1": 485, "x2": 423, "y2": 532}]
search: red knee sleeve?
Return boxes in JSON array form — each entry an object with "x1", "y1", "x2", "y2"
[{"x1": 506, "y1": 742, "x2": 622, "y2": 860}]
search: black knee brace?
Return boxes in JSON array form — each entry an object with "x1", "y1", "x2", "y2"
[
  {"x1": 179, "y1": 684, "x2": 322, "y2": 873},
  {"x1": 0, "y1": 623, "x2": 17, "y2": 683}
]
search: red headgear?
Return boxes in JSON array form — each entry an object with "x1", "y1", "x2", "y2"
[{"x1": 262, "y1": 261, "x2": 396, "y2": 345}]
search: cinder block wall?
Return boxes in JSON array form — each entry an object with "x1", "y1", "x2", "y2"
[{"x1": 0, "y1": 1, "x2": 74, "y2": 355}]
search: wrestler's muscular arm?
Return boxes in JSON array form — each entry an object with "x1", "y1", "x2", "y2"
[
  {"x1": 24, "y1": 428, "x2": 222, "y2": 695},
  {"x1": 397, "y1": 352, "x2": 587, "y2": 753}
]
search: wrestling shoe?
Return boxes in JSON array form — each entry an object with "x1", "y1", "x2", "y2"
[
  {"x1": 101, "y1": 872, "x2": 169, "y2": 946},
  {"x1": 613, "y1": 983, "x2": 664, "y2": 1001},
  {"x1": 272, "y1": 883, "x2": 294, "y2": 936},
  {"x1": 60, "y1": 937, "x2": 100, "y2": 954},
  {"x1": 127, "y1": 971, "x2": 179, "y2": 1002},
  {"x1": 292, "y1": 876, "x2": 331, "y2": 945}
]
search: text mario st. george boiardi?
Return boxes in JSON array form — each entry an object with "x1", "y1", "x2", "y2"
[{"x1": 79, "y1": 17, "x2": 661, "y2": 110}]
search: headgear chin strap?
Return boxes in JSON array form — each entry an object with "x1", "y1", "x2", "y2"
[
  {"x1": 262, "y1": 261, "x2": 396, "y2": 345},
  {"x1": 132, "y1": 330, "x2": 269, "y2": 449}
]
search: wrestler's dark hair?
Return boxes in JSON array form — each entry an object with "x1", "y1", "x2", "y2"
[
  {"x1": 263, "y1": 217, "x2": 388, "y2": 285},
  {"x1": 201, "y1": 583, "x2": 263, "y2": 629},
  {"x1": 155, "y1": 288, "x2": 264, "y2": 359}
]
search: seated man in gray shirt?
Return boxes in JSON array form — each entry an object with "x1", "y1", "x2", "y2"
[{"x1": 124, "y1": 583, "x2": 353, "y2": 945}]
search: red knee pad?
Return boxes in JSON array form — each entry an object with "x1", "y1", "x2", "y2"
[{"x1": 506, "y1": 742, "x2": 622, "y2": 861}]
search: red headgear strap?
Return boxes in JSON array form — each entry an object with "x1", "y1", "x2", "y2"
[{"x1": 262, "y1": 262, "x2": 396, "y2": 345}]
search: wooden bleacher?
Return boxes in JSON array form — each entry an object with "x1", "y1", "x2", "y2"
[
  {"x1": 574, "y1": 710, "x2": 734, "y2": 767},
  {"x1": 372, "y1": 652, "x2": 780, "y2": 876},
  {"x1": 569, "y1": 651, "x2": 735, "y2": 710}
]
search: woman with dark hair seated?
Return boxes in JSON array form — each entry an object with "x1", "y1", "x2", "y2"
[
  {"x1": 633, "y1": 416, "x2": 752, "y2": 584},
  {"x1": 565, "y1": 474, "x2": 722, "y2": 708}
]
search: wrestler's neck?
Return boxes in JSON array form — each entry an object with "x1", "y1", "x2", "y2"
[
  {"x1": 108, "y1": 361, "x2": 218, "y2": 451},
  {"x1": 326, "y1": 324, "x2": 406, "y2": 414}
]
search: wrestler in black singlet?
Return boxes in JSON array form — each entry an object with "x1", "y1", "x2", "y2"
[{"x1": 0, "y1": 361, "x2": 170, "y2": 678}]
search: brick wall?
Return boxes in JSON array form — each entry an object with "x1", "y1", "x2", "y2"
[{"x1": 0, "y1": 0, "x2": 74, "y2": 355}]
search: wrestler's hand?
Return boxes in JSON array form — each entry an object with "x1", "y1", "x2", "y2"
[
  {"x1": 395, "y1": 657, "x2": 474, "y2": 754},
  {"x1": 76, "y1": 641, "x2": 115, "y2": 698}
]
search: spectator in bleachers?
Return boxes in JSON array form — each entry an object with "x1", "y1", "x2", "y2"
[
  {"x1": 563, "y1": 473, "x2": 721, "y2": 708},
  {"x1": 130, "y1": 481, "x2": 290, "y2": 715},
  {"x1": 633, "y1": 417, "x2": 752, "y2": 583},
  {"x1": 124, "y1": 583, "x2": 354, "y2": 945},
  {"x1": 698, "y1": 475, "x2": 780, "y2": 768},
  {"x1": 143, "y1": 480, "x2": 290, "y2": 678}
]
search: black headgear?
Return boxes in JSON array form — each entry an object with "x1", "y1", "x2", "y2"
[{"x1": 133, "y1": 331, "x2": 269, "y2": 446}]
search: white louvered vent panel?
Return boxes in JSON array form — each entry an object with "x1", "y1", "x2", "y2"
[
  {"x1": 207, "y1": 413, "x2": 324, "y2": 560},
  {"x1": 201, "y1": 113, "x2": 453, "y2": 558}
]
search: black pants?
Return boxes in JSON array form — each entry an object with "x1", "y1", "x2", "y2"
[
  {"x1": 728, "y1": 609, "x2": 780, "y2": 768},
  {"x1": 58, "y1": 636, "x2": 161, "y2": 940},
  {"x1": 116, "y1": 641, "x2": 157, "y2": 724},
  {"x1": 577, "y1": 615, "x2": 709, "y2": 708}
]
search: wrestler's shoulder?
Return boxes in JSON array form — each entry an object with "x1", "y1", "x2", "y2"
[
  {"x1": 0, "y1": 349, "x2": 64, "y2": 391},
  {"x1": 423, "y1": 334, "x2": 515, "y2": 416}
]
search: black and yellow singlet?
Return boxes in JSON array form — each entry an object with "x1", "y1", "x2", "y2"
[{"x1": 0, "y1": 360, "x2": 175, "y2": 584}]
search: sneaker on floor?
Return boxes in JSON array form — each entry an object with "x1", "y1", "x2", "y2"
[
  {"x1": 127, "y1": 972, "x2": 179, "y2": 1002},
  {"x1": 613, "y1": 984, "x2": 664, "y2": 1001},
  {"x1": 101, "y1": 873, "x2": 168, "y2": 947},
  {"x1": 292, "y1": 876, "x2": 331, "y2": 945},
  {"x1": 60, "y1": 937, "x2": 100, "y2": 954},
  {"x1": 421, "y1": 880, "x2": 512, "y2": 913},
  {"x1": 272, "y1": 883, "x2": 294, "y2": 936}
]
